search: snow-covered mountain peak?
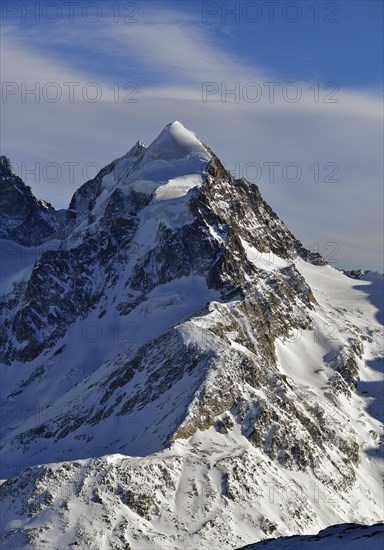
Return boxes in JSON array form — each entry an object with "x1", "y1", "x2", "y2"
[
  {"x1": 138, "y1": 120, "x2": 211, "y2": 165},
  {"x1": 61, "y1": 123, "x2": 215, "y2": 244}
]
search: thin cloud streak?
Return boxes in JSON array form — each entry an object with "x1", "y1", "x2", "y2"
[{"x1": 1, "y1": 9, "x2": 382, "y2": 271}]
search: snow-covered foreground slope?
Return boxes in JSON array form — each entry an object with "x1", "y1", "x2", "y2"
[
  {"x1": 0, "y1": 122, "x2": 383, "y2": 549},
  {"x1": 239, "y1": 523, "x2": 384, "y2": 549}
]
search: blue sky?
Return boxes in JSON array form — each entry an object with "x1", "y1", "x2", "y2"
[{"x1": 1, "y1": 0, "x2": 383, "y2": 270}]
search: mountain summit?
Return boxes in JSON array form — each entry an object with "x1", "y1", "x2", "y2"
[
  {"x1": 0, "y1": 155, "x2": 14, "y2": 177},
  {"x1": 0, "y1": 155, "x2": 58, "y2": 246},
  {"x1": 139, "y1": 120, "x2": 210, "y2": 162},
  {"x1": 0, "y1": 123, "x2": 382, "y2": 549}
]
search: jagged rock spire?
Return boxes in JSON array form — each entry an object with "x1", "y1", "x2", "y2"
[{"x1": 0, "y1": 155, "x2": 14, "y2": 177}]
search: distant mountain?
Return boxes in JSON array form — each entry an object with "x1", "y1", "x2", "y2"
[
  {"x1": 0, "y1": 122, "x2": 382, "y2": 549},
  {"x1": 0, "y1": 155, "x2": 59, "y2": 245},
  {"x1": 239, "y1": 522, "x2": 383, "y2": 549},
  {"x1": 342, "y1": 269, "x2": 383, "y2": 280}
]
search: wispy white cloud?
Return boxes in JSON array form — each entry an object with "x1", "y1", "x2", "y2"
[{"x1": 1, "y1": 9, "x2": 382, "y2": 270}]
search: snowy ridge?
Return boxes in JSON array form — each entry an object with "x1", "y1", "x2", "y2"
[
  {"x1": 239, "y1": 523, "x2": 384, "y2": 549},
  {"x1": 0, "y1": 122, "x2": 383, "y2": 549}
]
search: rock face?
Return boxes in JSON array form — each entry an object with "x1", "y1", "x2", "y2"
[
  {"x1": 0, "y1": 155, "x2": 59, "y2": 245},
  {"x1": 0, "y1": 122, "x2": 383, "y2": 549}
]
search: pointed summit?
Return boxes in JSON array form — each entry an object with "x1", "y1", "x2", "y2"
[
  {"x1": 0, "y1": 156, "x2": 58, "y2": 245},
  {"x1": 140, "y1": 121, "x2": 211, "y2": 164},
  {"x1": 125, "y1": 140, "x2": 147, "y2": 159},
  {"x1": 0, "y1": 155, "x2": 15, "y2": 177}
]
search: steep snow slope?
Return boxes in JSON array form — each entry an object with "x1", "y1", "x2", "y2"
[
  {"x1": 0, "y1": 239, "x2": 61, "y2": 296},
  {"x1": 0, "y1": 122, "x2": 382, "y2": 549}
]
